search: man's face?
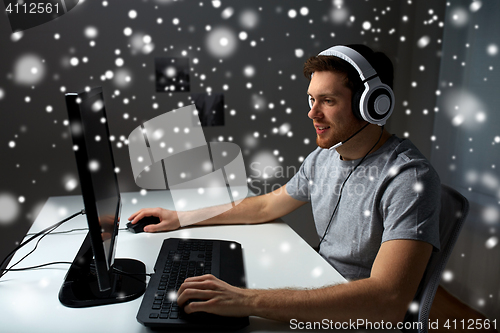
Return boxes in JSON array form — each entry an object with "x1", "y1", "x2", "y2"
[{"x1": 307, "y1": 71, "x2": 365, "y2": 149}]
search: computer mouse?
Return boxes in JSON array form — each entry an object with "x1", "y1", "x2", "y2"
[{"x1": 126, "y1": 216, "x2": 161, "y2": 233}]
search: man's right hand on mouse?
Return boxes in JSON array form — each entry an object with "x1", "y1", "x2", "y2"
[{"x1": 128, "y1": 208, "x2": 181, "y2": 233}]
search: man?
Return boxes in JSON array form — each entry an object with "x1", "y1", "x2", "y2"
[{"x1": 129, "y1": 44, "x2": 441, "y2": 324}]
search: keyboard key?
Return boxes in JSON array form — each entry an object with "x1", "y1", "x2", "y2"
[{"x1": 138, "y1": 239, "x2": 245, "y2": 328}]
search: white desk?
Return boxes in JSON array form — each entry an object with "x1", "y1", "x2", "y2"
[{"x1": 0, "y1": 190, "x2": 347, "y2": 333}]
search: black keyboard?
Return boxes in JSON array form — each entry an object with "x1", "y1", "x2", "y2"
[
  {"x1": 149, "y1": 239, "x2": 213, "y2": 319},
  {"x1": 136, "y1": 238, "x2": 249, "y2": 330}
]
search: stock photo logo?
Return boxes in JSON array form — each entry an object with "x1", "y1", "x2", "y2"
[
  {"x1": 4, "y1": 0, "x2": 79, "y2": 32},
  {"x1": 128, "y1": 104, "x2": 248, "y2": 227}
]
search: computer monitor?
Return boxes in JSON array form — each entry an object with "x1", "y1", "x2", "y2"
[{"x1": 59, "y1": 87, "x2": 146, "y2": 307}]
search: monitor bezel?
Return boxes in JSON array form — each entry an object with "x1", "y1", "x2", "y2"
[
  {"x1": 60, "y1": 86, "x2": 145, "y2": 308},
  {"x1": 65, "y1": 87, "x2": 120, "y2": 291}
]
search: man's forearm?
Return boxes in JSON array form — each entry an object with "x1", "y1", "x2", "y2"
[
  {"x1": 246, "y1": 278, "x2": 407, "y2": 324},
  {"x1": 178, "y1": 240, "x2": 429, "y2": 325},
  {"x1": 177, "y1": 185, "x2": 305, "y2": 227},
  {"x1": 177, "y1": 195, "x2": 272, "y2": 227},
  {"x1": 242, "y1": 240, "x2": 432, "y2": 324}
]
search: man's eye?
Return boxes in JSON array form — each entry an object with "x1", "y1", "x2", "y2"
[{"x1": 324, "y1": 99, "x2": 333, "y2": 104}]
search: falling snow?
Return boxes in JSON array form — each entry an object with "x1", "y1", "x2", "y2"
[
  {"x1": 0, "y1": 193, "x2": 19, "y2": 225},
  {"x1": 485, "y1": 236, "x2": 498, "y2": 249},
  {"x1": 1, "y1": 0, "x2": 500, "y2": 318}
]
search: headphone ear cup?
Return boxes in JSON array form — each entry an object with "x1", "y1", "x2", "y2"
[
  {"x1": 351, "y1": 88, "x2": 364, "y2": 121},
  {"x1": 365, "y1": 87, "x2": 393, "y2": 124},
  {"x1": 358, "y1": 78, "x2": 394, "y2": 125}
]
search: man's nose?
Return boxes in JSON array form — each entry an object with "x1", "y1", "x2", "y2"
[{"x1": 308, "y1": 101, "x2": 322, "y2": 120}]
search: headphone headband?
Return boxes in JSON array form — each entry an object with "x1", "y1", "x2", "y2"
[{"x1": 318, "y1": 45, "x2": 377, "y2": 81}]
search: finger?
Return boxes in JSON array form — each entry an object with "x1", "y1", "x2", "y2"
[
  {"x1": 177, "y1": 288, "x2": 215, "y2": 307},
  {"x1": 130, "y1": 213, "x2": 146, "y2": 224},
  {"x1": 143, "y1": 222, "x2": 164, "y2": 233},
  {"x1": 177, "y1": 276, "x2": 218, "y2": 297},
  {"x1": 178, "y1": 274, "x2": 217, "y2": 294},
  {"x1": 183, "y1": 274, "x2": 215, "y2": 282},
  {"x1": 128, "y1": 208, "x2": 155, "y2": 223},
  {"x1": 184, "y1": 300, "x2": 213, "y2": 314},
  {"x1": 178, "y1": 278, "x2": 203, "y2": 295},
  {"x1": 128, "y1": 209, "x2": 145, "y2": 222}
]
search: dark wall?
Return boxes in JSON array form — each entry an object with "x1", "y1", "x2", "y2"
[
  {"x1": 4, "y1": 0, "x2": 500, "y2": 322},
  {"x1": 0, "y1": 0, "x2": 449, "y2": 283},
  {"x1": 0, "y1": 0, "x2": 415, "y2": 257}
]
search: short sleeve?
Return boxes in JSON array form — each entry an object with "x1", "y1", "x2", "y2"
[
  {"x1": 285, "y1": 150, "x2": 319, "y2": 202},
  {"x1": 379, "y1": 160, "x2": 441, "y2": 251}
]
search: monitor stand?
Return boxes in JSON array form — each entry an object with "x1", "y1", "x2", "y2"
[{"x1": 59, "y1": 233, "x2": 146, "y2": 308}]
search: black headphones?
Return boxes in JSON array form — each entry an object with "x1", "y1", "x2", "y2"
[{"x1": 310, "y1": 45, "x2": 395, "y2": 126}]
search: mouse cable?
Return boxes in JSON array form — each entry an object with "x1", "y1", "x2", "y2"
[
  {"x1": 1, "y1": 262, "x2": 154, "y2": 278},
  {"x1": 0, "y1": 210, "x2": 84, "y2": 278},
  {"x1": 25, "y1": 227, "x2": 128, "y2": 237},
  {"x1": 0, "y1": 262, "x2": 73, "y2": 274},
  {"x1": 0, "y1": 209, "x2": 85, "y2": 279},
  {"x1": 26, "y1": 227, "x2": 88, "y2": 236},
  {"x1": 2, "y1": 255, "x2": 154, "y2": 277}
]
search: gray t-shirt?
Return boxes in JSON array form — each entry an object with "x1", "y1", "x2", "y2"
[{"x1": 286, "y1": 135, "x2": 441, "y2": 281}]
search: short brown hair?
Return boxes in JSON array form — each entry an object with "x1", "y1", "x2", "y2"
[
  {"x1": 303, "y1": 55, "x2": 362, "y2": 93},
  {"x1": 303, "y1": 44, "x2": 394, "y2": 93}
]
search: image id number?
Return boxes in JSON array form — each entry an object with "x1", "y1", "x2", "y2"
[
  {"x1": 444, "y1": 319, "x2": 497, "y2": 330},
  {"x1": 6, "y1": 2, "x2": 60, "y2": 14}
]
